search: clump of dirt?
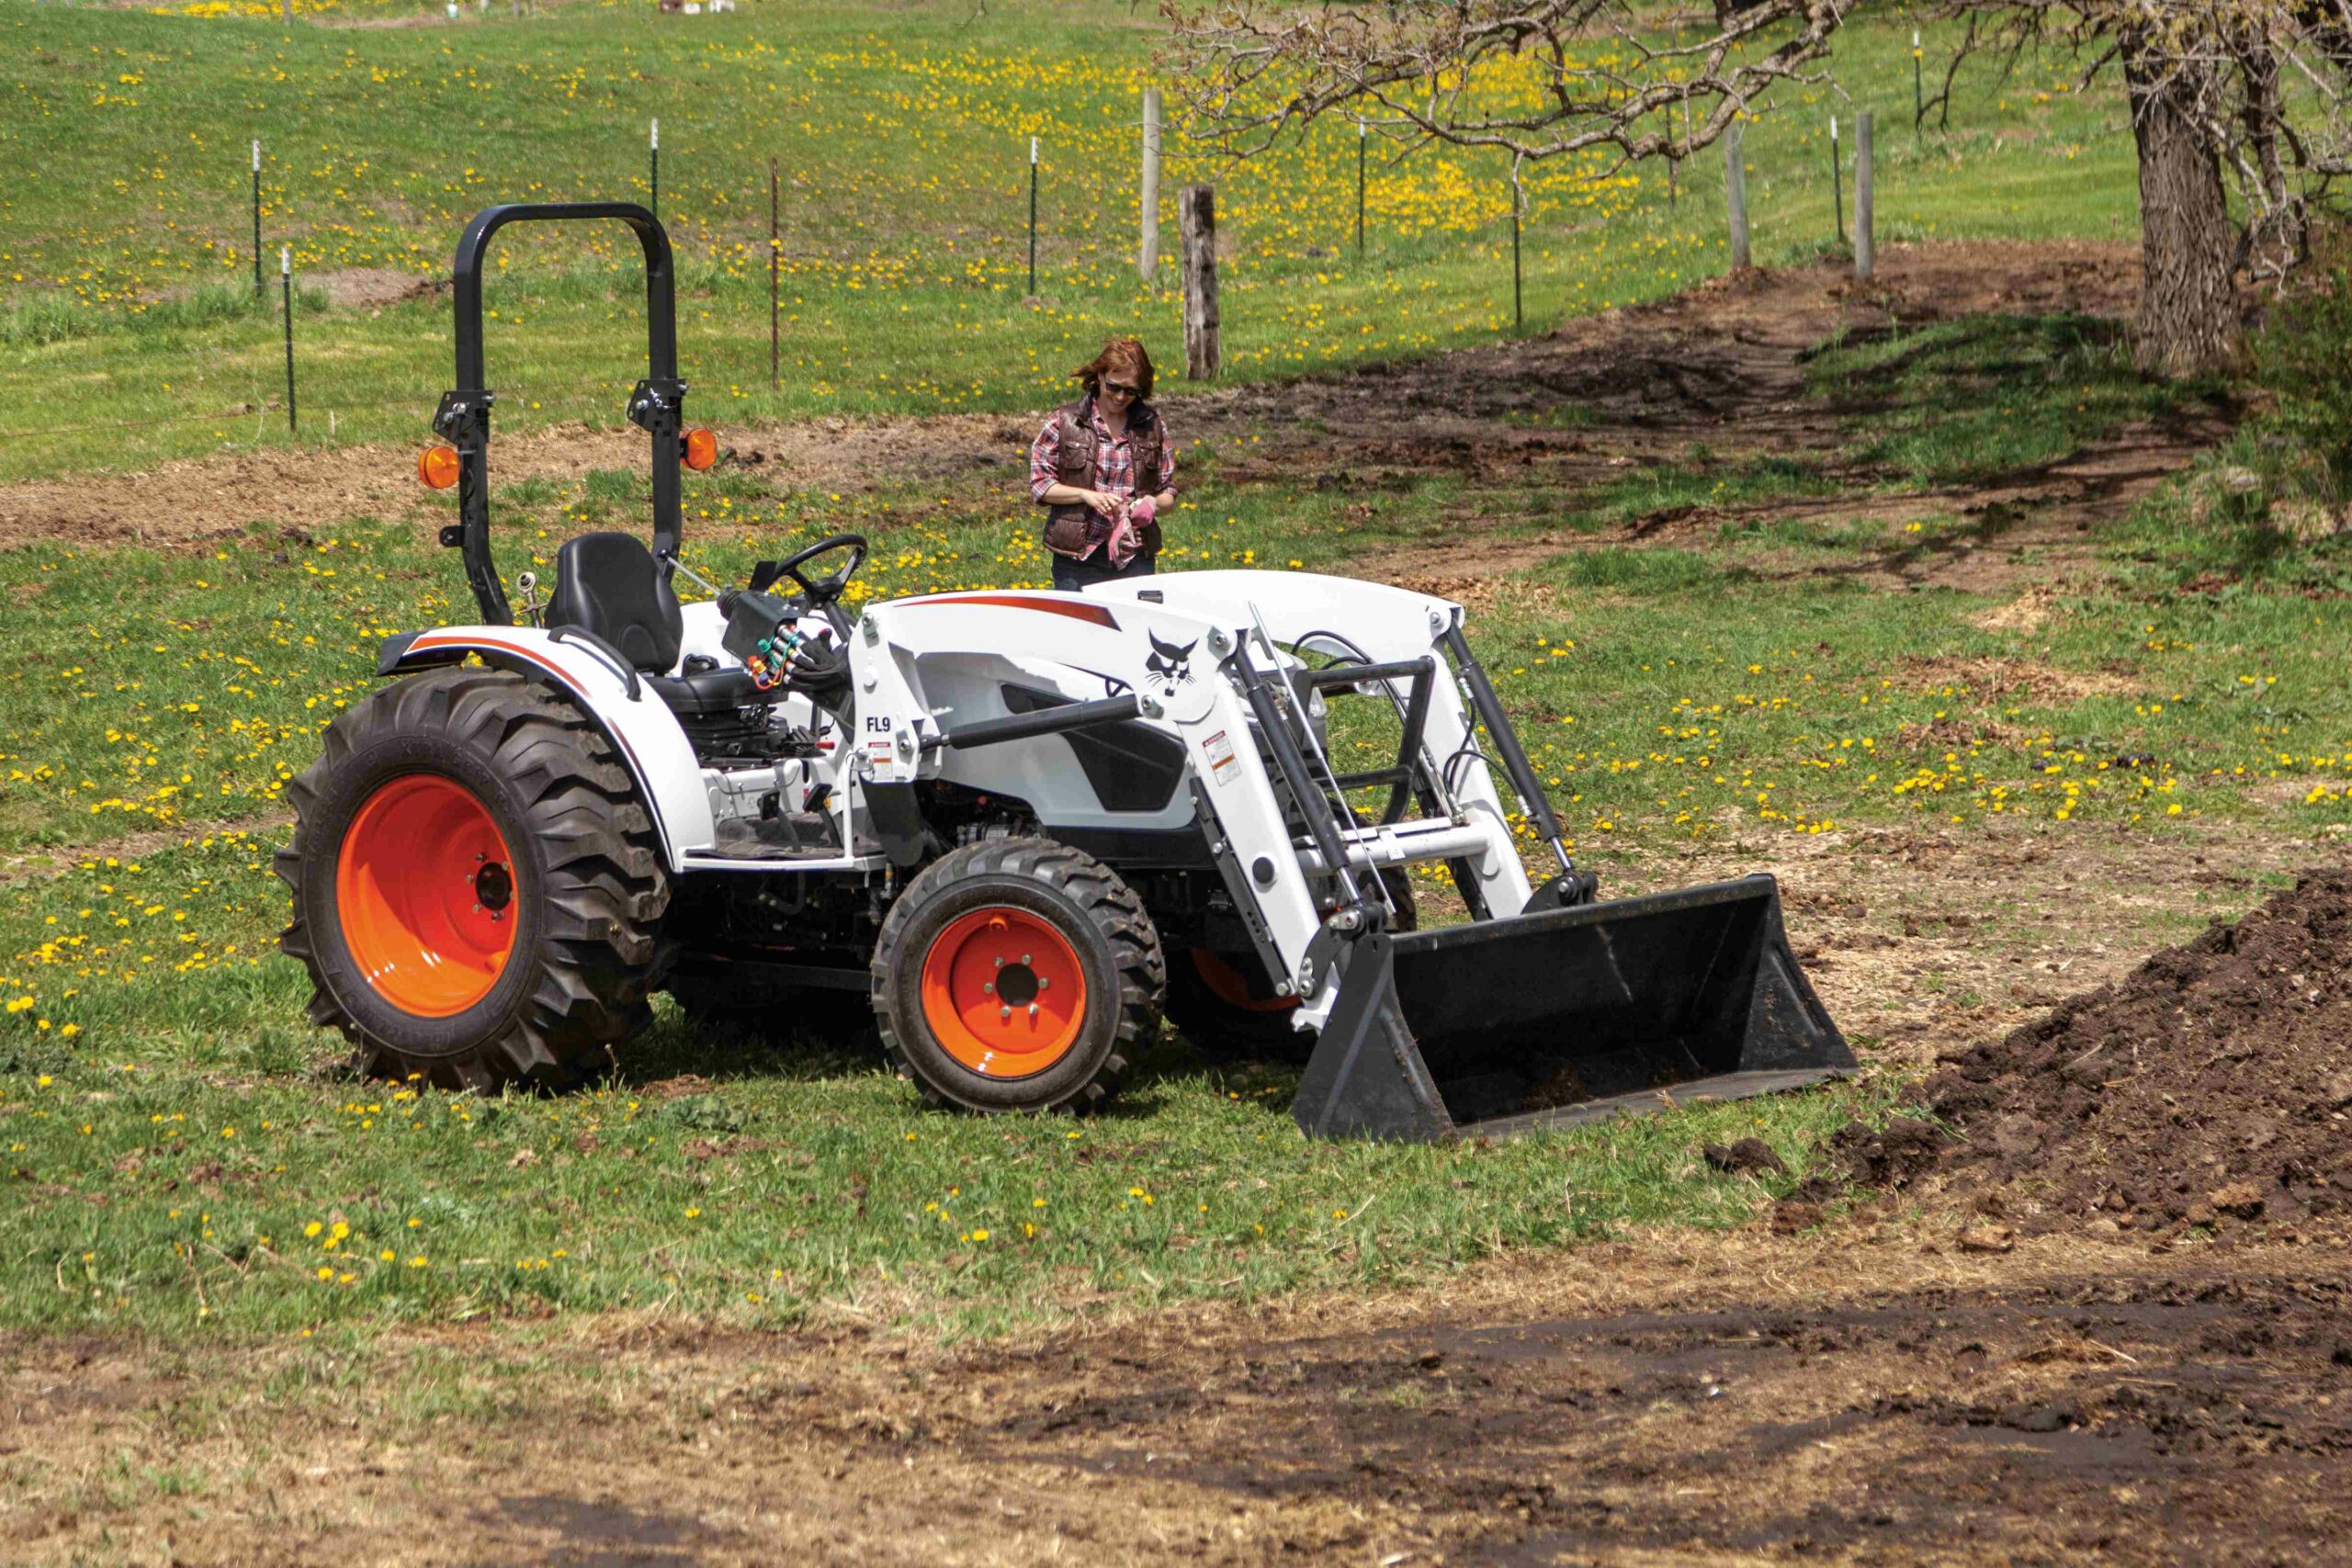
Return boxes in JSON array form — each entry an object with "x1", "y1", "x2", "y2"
[
  {"x1": 314, "y1": 267, "x2": 440, "y2": 310},
  {"x1": 1914, "y1": 867, "x2": 2352, "y2": 1235},
  {"x1": 1887, "y1": 653, "x2": 2142, "y2": 703},
  {"x1": 1702, "y1": 1137, "x2": 1789, "y2": 1177}
]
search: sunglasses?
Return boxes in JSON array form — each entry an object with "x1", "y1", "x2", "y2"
[{"x1": 1101, "y1": 380, "x2": 1142, "y2": 399}]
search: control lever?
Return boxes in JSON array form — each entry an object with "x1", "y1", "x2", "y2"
[{"x1": 718, "y1": 586, "x2": 808, "y2": 692}]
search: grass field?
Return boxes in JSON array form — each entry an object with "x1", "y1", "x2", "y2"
[
  {"x1": 7, "y1": 271, "x2": 2352, "y2": 1340},
  {"x1": 5, "y1": 0, "x2": 2350, "y2": 1358},
  {"x1": 3, "y1": 0, "x2": 2139, "y2": 479}
]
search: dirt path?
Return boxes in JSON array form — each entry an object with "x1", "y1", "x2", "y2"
[
  {"x1": 1, "y1": 239, "x2": 2194, "y2": 564},
  {"x1": 9, "y1": 1230, "x2": 2346, "y2": 1565}
]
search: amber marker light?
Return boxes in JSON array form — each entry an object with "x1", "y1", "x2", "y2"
[
  {"x1": 418, "y1": 446, "x2": 460, "y2": 490},
  {"x1": 683, "y1": 427, "x2": 718, "y2": 471}
]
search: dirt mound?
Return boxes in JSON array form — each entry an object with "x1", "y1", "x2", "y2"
[{"x1": 1913, "y1": 867, "x2": 2352, "y2": 1235}]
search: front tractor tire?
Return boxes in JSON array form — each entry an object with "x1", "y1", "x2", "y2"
[
  {"x1": 277, "y1": 668, "x2": 672, "y2": 1091},
  {"x1": 874, "y1": 839, "x2": 1164, "y2": 1115},
  {"x1": 1166, "y1": 862, "x2": 1416, "y2": 1062}
]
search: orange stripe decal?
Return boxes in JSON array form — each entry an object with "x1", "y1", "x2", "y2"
[{"x1": 903, "y1": 593, "x2": 1118, "y2": 630}]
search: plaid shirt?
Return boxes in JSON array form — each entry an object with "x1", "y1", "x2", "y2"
[{"x1": 1028, "y1": 399, "x2": 1176, "y2": 516}]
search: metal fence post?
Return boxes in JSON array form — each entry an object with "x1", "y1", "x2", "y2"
[
  {"x1": 1856, "y1": 112, "x2": 1875, "y2": 280},
  {"x1": 1913, "y1": 30, "x2": 1925, "y2": 147},
  {"x1": 1510, "y1": 172, "x2": 1522, "y2": 332},
  {"x1": 769, "y1": 155, "x2": 780, "y2": 389},
  {"x1": 1725, "y1": 121, "x2": 1750, "y2": 270},
  {"x1": 1355, "y1": 119, "x2": 1366, "y2": 257},
  {"x1": 1831, "y1": 115, "x2": 1845, "y2": 245},
  {"x1": 252, "y1": 140, "x2": 264, "y2": 300},
  {"x1": 280, "y1": 247, "x2": 297, "y2": 436}
]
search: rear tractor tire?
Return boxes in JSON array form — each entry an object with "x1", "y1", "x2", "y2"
[
  {"x1": 277, "y1": 668, "x2": 672, "y2": 1091},
  {"x1": 874, "y1": 838, "x2": 1164, "y2": 1114}
]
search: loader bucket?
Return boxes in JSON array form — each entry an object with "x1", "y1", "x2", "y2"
[{"x1": 1294, "y1": 875, "x2": 1852, "y2": 1141}]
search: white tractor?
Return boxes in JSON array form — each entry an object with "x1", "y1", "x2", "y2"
[{"x1": 278, "y1": 204, "x2": 1851, "y2": 1140}]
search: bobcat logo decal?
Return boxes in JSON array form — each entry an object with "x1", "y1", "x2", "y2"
[{"x1": 1144, "y1": 630, "x2": 1198, "y2": 689}]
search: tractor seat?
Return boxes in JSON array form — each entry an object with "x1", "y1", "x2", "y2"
[
  {"x1": 548, "y1": 532, "x2": 774, "y2": 714},
  {"x1": 646, "y1": 666, "x2": 763, "y2": 716}
]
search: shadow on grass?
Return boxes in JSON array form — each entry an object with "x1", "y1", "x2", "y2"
[
  {"x1": 607, "y1": 1004, "x2": 1284, "y2": 1125},
  {"x1": 1802, "y1": 312, "x2": 2230, "y2": 489}
]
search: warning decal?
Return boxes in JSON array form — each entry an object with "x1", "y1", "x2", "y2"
[{"x1": 1202, "y1": 728, "x2": 1240, "y2": 786}]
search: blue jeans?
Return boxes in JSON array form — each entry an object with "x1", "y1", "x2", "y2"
[{"x1": 1050, "y1": 548, "x2": 1158, "y2": 592}]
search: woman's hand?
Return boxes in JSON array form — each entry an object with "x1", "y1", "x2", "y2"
[{"x1": 1085, "y1": 490, "x2": 1128, "y2": 520}]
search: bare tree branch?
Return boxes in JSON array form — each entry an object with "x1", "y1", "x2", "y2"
[{"x1": 1160, "y1": 0, "x2": 1848, "y2": 180}]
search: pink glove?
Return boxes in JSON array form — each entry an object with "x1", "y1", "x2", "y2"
[
  {"x1": 1105, "y1": 509, "x2": 1142, "y2": 567},
  {"x1": 1102, "y1": 495, "x2": 1153, "y2": 568}
]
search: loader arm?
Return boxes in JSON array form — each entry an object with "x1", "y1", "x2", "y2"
[{"x1": 1094, "y1": 571, "x2": 1548, "y2": 915}]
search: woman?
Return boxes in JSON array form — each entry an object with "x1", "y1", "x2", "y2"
[{"x1": 1029, "y1": 337, "x2": 1178, "y2": 591}]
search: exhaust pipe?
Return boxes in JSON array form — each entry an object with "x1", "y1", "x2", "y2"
[{"x1": 1294, "y1": 874, "x2": 1852, "y2": 1141}]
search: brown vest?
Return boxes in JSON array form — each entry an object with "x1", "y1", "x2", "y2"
[{"x1": 1041, "y1": 398, "x2": 1168, "y2": 558}]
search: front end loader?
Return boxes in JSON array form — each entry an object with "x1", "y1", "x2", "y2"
[{"x1": 278, "y1": 201, "x2": 1851, "y2": 1141}]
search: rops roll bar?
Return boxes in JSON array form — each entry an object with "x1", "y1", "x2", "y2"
[{"x1": 430, "y1": 202, "x2": 684, "y2": 625}]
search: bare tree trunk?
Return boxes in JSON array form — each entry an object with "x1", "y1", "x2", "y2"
[
  {"x1": 2234, "y1": 33, "x2": 2302, "y2": 284},
  {"x1": 2125, "y1": 39, "x2": 2240, "y2": 378}
]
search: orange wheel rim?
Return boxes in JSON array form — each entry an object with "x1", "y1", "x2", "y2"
[
  {"x1": 334, "y1": 773, "x2": 519, "y2": 1018},
  {"x1": 1190, "y1": 949, "x2": 1297, "y2": 1014},
  {"x1": 919, "y1": 907, "x2": 1088, "y2": 1078}
]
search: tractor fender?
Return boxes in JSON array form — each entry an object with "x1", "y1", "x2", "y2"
[{"x1": 377, "y1": 627, "x2": 716, "y2": 868}]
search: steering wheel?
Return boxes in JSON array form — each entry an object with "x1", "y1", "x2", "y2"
[{"x1": 769, "y1": 532, "x2": 866, "y2": 614}]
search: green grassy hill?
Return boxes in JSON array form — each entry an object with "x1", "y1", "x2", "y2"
[{"x1": 4, "y1": 0, "x2": 2135, "y2": 479}]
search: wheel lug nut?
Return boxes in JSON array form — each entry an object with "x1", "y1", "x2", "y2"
[
  {"x1": 1037, "y1": 977, "x2": 1049, "y2": 990},
  {"x1": 982, "y1": 982, "x2": 994, "y2": 994},
  {"x1": 999, "y1": 1006, "x2": 1011, "y2": 1021},
  {"x1": 1027, "y1": 1004, "x2": 1038, "y2": 1019},
  {"x1": 993, "y1": 956, "x2": 1003, "y2": 968}
]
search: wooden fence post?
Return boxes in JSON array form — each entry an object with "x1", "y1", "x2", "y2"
[
  {"x1": 1140, "y1": 87, "x2": 1162, "y2": 281},
  {"x1": 1724, "y1": 122, "x2": 1750, "y2": 270},
  {"x1": 1855, "y1": 112, "x2": 1875, "y2": 281},
  {"x1": 1179, "y1": 185, "x2": 1219, "y2": 379}
]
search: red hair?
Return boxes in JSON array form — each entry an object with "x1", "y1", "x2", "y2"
[{"x1": 1071, "y1": 337, "x2": 1155, "y2": 401}]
